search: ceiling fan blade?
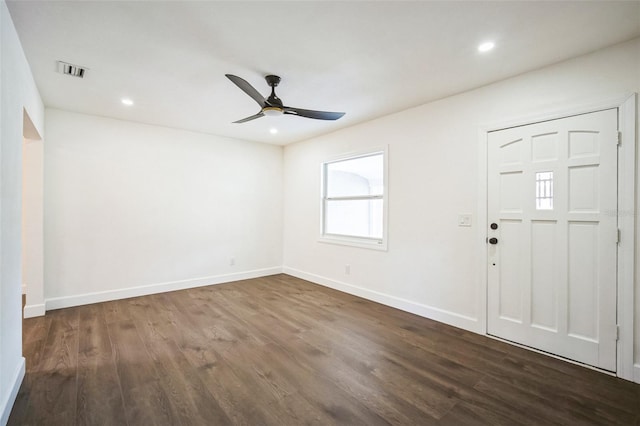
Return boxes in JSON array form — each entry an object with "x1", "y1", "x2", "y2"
[
  {"x1": 233, "y1": 112, "x2": 265, "y2": 124},
  {"x1": 225, "y1": 74, "x2": 266, "y2": 107},
  {"x1": 283, "y1": 107, "x2": 345, "y2": 121}
]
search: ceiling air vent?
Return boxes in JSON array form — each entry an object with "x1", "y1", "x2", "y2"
[{"x1": 57, "y1": 61, "x2": 87, "y2": 78}]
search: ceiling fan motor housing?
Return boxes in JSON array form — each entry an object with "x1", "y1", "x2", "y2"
[{"x1": 265, "y1": 75, "x2": 281, "y2": 87}]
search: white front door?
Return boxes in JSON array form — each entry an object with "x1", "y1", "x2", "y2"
[{"x1": 487, "y1": 109, "x2": 618, "y2": 371}]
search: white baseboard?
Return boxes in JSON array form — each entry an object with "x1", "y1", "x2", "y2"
[
  {"x1": 23, "y1": 303, "x2": 46, "y2": 319},
  {"x1": 633, "y1": 364, "x2": 640, "y2": 384},
  {"x1": 282, "y1": 267, "x2": 481, "y2": 333},
  {"x1": 44, "y1": 267, "x2": 283, "y2": 311},
  {"x1": 0, "y1": 357, "x2": 25, "y2": 426}
]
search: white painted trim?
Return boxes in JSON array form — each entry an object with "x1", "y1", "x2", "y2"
[
  {"x1": 318, "y1": 236, "x2": 387, "y2": 251},
  {"x1": 0, "y1": 357, "x2": 25, "y2": 426},
  {"x1": 476, "y1": 127, "x2": 489, "y2": 335},
  {"x1": 23, "y1": 303, "x2": 45, "y2": 319},
  {"x1": 483, "y1": 93, "x2": 636, "y2": 132},
  {"x1": 617, "y1": 94, "x2": 637, "y2": 382},
  {"x1": 478, "y1": 92, "x2": 638, "y2": 382},
  {"x1": 283, "y1": 267, "x2": 482, "y2": 333},
  {"x1": 634, "y1": 364, "x2": 640, "y2": 383},
  {"x1": 21, "y1": 284, "x2": 26, "y2": 295},
  {"x1": 44, "y1": 267, "x2": 282, "y2": 311},
  {"x1": 319, "y1": 146, "x2": 389, "y2": 252}
]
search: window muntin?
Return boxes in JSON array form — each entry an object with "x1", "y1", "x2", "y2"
[
  {"x1": 321, "y1": 151, "x2": 386, "y2": 248},
  {"x1": 536, "y1": 171, "x2": 554, "y2": 210}
]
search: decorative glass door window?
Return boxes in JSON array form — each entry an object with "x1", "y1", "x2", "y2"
[{"x1": 536, "y1": 171, "x2": 553, "y2": 210}]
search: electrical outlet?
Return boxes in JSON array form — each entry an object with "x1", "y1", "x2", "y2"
[
  {"x1": 345, "y1": 264, "x2": 351, "y2": 275},
  {"x1": 230, "y1": 257, "x2": 235, "y2": 266},
  {"x1": 458, "y1": 214, "x2": 472, "y2": 227}
]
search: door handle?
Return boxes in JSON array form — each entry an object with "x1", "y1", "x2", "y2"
[{"x1": 489, "y1": 237, "x2": 498, "y2": 245}]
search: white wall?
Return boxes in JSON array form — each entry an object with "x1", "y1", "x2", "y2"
[
  {"x1": 1, "y1": 14, "x2": 637, "y2": 426},
  {"x1": 44, "y1": 110, "x2": 283, "y2": 308},
  {"x1": 22, "y1": 133, "x2": 44, "y2": 318},
  {"x1": 0, "y1": 0, "x2": 45, "y2": 423},
  {"x1": 283, "y1": 38, "x2": 640, "y2": 374}
]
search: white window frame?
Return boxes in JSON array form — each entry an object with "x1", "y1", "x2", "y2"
[{"x1": 319, "y1": 147, "x2": 388, "y2": 251}]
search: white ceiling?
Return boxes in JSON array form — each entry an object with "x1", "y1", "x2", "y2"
[{"x1": 7, "y1": 1, "x2": 640, "y2": 145}]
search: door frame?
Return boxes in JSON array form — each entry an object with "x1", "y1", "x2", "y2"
[{"x1": 476, "y1": 93, "x2": 637, "y2": 382}]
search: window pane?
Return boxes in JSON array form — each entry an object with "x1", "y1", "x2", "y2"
[
  {"x1": 536, "y1": 171, "x2": 553, "y2": 210},
  {"x1": 326, "y1": 153, "x2": 383, "y2": 197},
  {"x1": 325, "y1": 199, "x2": 383, "y2": 239}
]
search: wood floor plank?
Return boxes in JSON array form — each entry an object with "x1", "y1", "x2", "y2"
[
  {"x1": 101, "y1": 298, "x2": 133, "y2": 324},
  {"x1": 20, "y1": 307, "x2": 80, "y2": 425},
  {"x1": 76, "y1": 304, "x2": 127, "y2": 426},
  {"x1": 9, "y1": 274, "x2": 640, "y2": 425},
  {"x1": 124, "y1": 380, "x2": 177, "y2": 426},
  {"x1": 487, "y1": 353, "x2": 639, "y2": 422},
  {"x1": 144, "y1": 338, "x2": 232, "y2": 425},
  {"x1": 288, "y1": 332, "x2": 440, "y2": 425},
  {"x1": 473, "y1": 375, "x2": 603, "y2": 425},
  {"x1": 8, "y1": 314, "x2": 54, "y2": 425},
  {"x1": 22, "y1": 314, "x2": 52, "y2": 344},
  {"x1": 292, "y1": 322, "x2": 460, "y2": 421},
  {"x1": 181, "y1": 346, "x2": 284, "y2": 425},
  {"x1": 8, "y1": 343, "x2": 45, "y2": 425},
  {"x1": 221, "y1": 342, "x2": 336, "y2": 425},
  {"x1": 215, "y1": 292, "x2": 392, "y2": 425},
  {"x1": 107, "y1": 319, "x2": 157, "y2": 398},
  {"x1": 233, "y1": 341, "x2": 391, "y2": 426},
  {"x1": 167, "y1": 290, "x2": 294, "y2": 425},
  {"x1": 438, "y1": 401, "x2": 526, "y2": 426},
  {"x1": 107, "y1": 318, "x2": 178, "y2": 425}
]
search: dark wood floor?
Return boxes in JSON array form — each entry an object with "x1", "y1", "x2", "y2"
[{"x1": 8, "y1": 274, "x2": 640, "y2": 425}]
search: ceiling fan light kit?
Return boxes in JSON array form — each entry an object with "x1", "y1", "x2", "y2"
[
  {"x1": 262, "y1": 106, "x2": 284, "y2": 116},
  {"x1": 225, "y1": 74, "x2": 345, "y2": 124}
]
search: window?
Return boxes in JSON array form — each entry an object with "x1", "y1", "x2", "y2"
[
  {"x1": 536, "y1": 171, "x2": 553, "y2": 210},
  {"x1": 321, "y1": 149, "x2": 387, "y2": 249}
]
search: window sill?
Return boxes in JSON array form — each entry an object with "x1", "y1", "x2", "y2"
[{"x1": 318, "y1": 234, "x2": 388, "y2": 251}]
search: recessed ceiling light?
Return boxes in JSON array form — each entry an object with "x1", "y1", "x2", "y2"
[
  {"x1": 121, "y1": 98, "x2": 134, "y2": 106},
  {"x1": 270, "y1": 128, "x2": 278, "y2": 134},
  {"x1": 478, "y1": 41, "x2": 495, "y2": 53}
]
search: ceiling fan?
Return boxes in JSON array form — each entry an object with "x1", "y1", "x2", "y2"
[{"x1": 225, "y1": 74, "x2": 345, "y2": 124}]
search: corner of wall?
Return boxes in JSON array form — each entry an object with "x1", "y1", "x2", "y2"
[
  {"x1": 0, "y1": 357, "x2": 24, "y2": 426},
  {"x1": 0, "y1": 1, "x2": 45, "y2": 419}
]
